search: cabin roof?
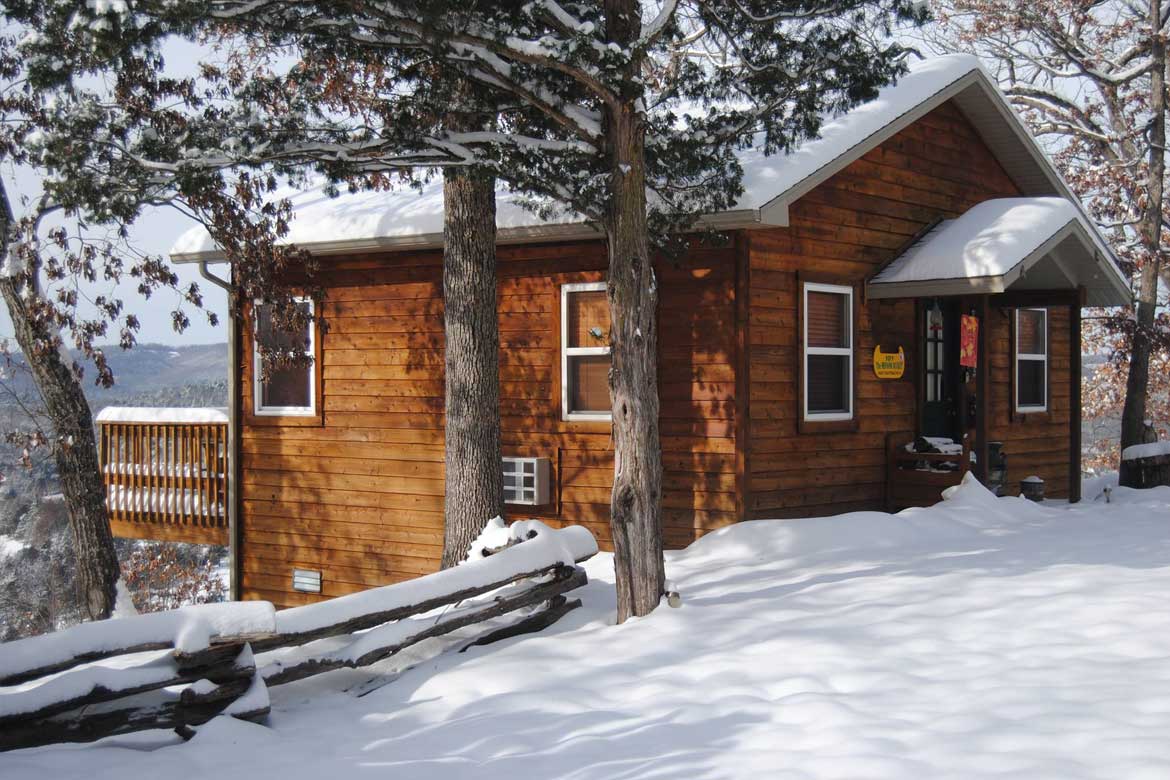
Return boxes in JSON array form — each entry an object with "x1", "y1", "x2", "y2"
[
  {"x1": 867, "y1": 198, "x2": 1126, "y2": 306},
  {"x1": 168, "y1": 54, "x2": 1129, "y2": 305}
]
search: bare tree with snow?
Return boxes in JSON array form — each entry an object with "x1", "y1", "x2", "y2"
[
  {"x1": 928, "y1": 0, "x2": 1169, "y2": 485},
  {"x1": 11, "y1": 0, "x2": 925, "y2": 621}
]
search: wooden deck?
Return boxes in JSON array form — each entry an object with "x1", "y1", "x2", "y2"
[{"x1": 98, "y1": 410, "x2": 229, "y2": 545}]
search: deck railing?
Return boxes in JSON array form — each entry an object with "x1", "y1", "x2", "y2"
[{"x1": 96, "y1": 408, "x2": 229, "y2": 545}]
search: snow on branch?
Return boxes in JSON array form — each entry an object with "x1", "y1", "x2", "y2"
[{"x1": 639, "y1": 0, "x2": 681, "y2": 48}]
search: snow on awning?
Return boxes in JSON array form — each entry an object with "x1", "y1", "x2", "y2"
[{"x1": 866, "y1": 198, "x2": 1130, "y2": 307}]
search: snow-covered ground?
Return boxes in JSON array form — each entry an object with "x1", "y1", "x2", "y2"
[
  {"x1": 0, "y1": 535, "x2": 27, "y2": 559},
  {"x1": 8, "y1": 475, "x2": 1170, "y2": 779}
]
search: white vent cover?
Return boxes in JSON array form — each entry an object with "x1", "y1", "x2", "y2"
[
  {"x1": 292, "y1": 568, "x2": 322, "y2": 593},
  {"x1": 503, "y1": 457, "x2": 550, "y2": 505}
]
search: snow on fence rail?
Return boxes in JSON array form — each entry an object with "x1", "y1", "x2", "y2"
[
  {"x1": 0, "y1": 521, "x2": 597, "y2": 752},
  {"x1": 96, "y1": 408, "x2": 229, "y2": 545}
]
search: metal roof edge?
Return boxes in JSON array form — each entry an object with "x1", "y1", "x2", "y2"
[{"x1": 170, "y1": 210, "x2": 769, "y2": 264}]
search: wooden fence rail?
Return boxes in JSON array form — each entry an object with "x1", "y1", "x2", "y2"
[
  {"x1": 96, "y1": 408, "x2": 229, "y2": 545},
  {"x1": 0, "y1": 523, "x2": 597, "y2": 752}
]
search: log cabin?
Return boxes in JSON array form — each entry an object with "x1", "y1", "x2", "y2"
[{"x1": 103, "y1": 54, "x2": 1130, "y2": 606}]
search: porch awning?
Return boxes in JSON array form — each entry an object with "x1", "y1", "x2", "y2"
[{"x1": 866, "y1": 197, "x2": 1131, "y2": 307}]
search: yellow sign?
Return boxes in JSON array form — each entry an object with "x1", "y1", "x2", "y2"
[{"x1": 873, "y1": 345, "x2": 905, "y2": 379}]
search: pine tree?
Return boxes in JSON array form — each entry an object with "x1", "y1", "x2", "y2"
[
  {"x1": 440, "y1": 86, "x2": 505, "y2": 567},
  {"x1": 13, "y1": 0, "x2": 925, "y2": 621}
]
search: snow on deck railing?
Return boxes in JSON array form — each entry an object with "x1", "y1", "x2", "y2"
[
  {"x1": 1121, "y1": 441, "x2": 1170, "y2": 461},
  {"x1": 1119, "y1": 441, "x2": 1170, "y2": 490},
  {"x1": 96, "y1": 406, "x2": 228, "y2": 424},
  {"x1": 96, "y1": 409, "x2": 229, "y2": 544},
  {"x1": 0, "y1": 521, "x2": 597, "y2": 751}
]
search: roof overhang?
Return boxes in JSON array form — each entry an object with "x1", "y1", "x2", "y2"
[{"x1": 168, "y1": 208, "x2": 768, "y2": 264}]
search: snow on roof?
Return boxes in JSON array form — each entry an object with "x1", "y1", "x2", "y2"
[
  {"x1": 732, "y1": 54, "x2": 983, "y2": 213},
  {"x1": 168, "y1": 178, "x2": 594, "y2": 259},
  {"x1": 95, "y1": 406, "x2": 229, "y2": 424},
  {"x1": 870, "y1": 197, "x2": 1080, "y2": 285},
  {"x1": 169, "y1": 55, "x2": 988, "y2": 261}
]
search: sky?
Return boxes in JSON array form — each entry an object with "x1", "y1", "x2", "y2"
[
  {"x1": 0, "y1": 168, "x2": 231, "y2": 347},
  {"x1": 0, "y1": 37, "x2": 230, "y2": 349}
]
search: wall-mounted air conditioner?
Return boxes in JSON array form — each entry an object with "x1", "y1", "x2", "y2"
[{"x1": 502, "y1": 456, "x2": 550, "y2": 505}]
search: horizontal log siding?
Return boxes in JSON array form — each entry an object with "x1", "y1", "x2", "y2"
[
  {"x1": 239, "y1": 240, "x2": 737, "y2": 606},
  {"x1": 987, "y1": 305, "x2": 1072, "y2": 498},
  {"x1": 747, "y1": 100, "x2": 1036, "y2": 519}
]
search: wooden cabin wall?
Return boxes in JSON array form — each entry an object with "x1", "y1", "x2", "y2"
[
  {"x1": 746, "y1": 100, "x2": 1027, "y2": 519},
  {"x1": 987, "y1": 306, "x2": 1072, "y2": 497},
  {"x1": 237, "y1": 239, "x2": 738, "y2": 607}
]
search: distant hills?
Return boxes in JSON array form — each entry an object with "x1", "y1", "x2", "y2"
[
  {"x1": 0, "y1": 342, "x2": 229, "y2": 414},
  {"x1": 88, "y1": 343, "x2": 228, "y2": 401}
]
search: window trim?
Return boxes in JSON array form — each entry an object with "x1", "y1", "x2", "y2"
[
  {"x1": 1014, "y1": 307, "x2": 1048, "y2": 414},
  {"x1": 561, "y1": 281, "x2": 612, "y2": 422},
  {"x1": 252, "y1": 297, "x2": 318, "y2": 418},
  {"x1": 802, "y1": 281, "x2": 855, "y2": 423}
]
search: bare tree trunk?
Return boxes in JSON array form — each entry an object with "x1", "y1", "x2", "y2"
[
  {"x1": 603, "y1": 0, "x2": 666, "y2": 622},
  {"x1": 1120, "y1": 4, "x2": 1166, "y2": 487},
  {"x1": 0, "y1": 183, "x2": 119, "y2": 620},
  {"x1": 440, "y1": 159, "x2": 503, "y2": 568}
]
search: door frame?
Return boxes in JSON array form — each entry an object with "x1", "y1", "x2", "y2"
[
  {"x1": 914, "y1": 295, "x2": 990, "y2": 483},
  {"x1": 916, "y1": 297, "x2": 962, "y2": 441}
]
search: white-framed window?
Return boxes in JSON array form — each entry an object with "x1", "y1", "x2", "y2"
[
  {"x1": 561, "y1": 281, "x2": 611, "y2": 421},
  {"x1": 802, "y1": 282, "x2": 853, "y2": 421},
  {"x1": 1014, "y1": 307, "x2": 1048, "y2": 413},
  {"x1": 253, "y1": 297, "x2": 317, "y2": 417}
]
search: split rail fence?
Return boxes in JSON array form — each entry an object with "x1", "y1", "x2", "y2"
[{"x1": 0, "y1": 523, "x2": 596, "y2": 752}]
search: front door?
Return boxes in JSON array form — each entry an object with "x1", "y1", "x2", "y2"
[{"x1": 921, "y1": 299, "x2": 960, "y2": 440}]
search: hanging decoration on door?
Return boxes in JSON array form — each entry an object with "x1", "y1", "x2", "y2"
[
  {"x1": 873, "y1": 345, "x2": 905, "y2": 379},
  {"x1": 959, "y1": 315, "x2": 979, "y2": 368}
]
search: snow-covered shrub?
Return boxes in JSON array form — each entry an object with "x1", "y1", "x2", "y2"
[{"x1": 119, "y1": 542, "x2": 226, "y2": 613}]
